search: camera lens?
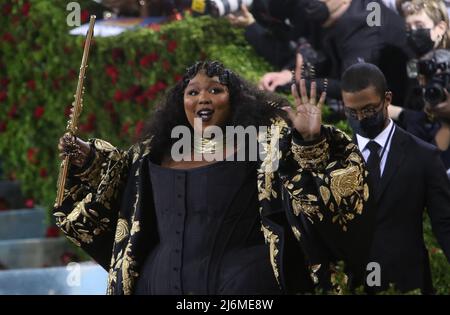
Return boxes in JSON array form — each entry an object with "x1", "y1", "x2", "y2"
[{"x1": 424, "y1": 85, "x2": 445, "y2": 106}]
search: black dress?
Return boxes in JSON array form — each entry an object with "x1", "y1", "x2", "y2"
[{"x1": 134, "y1": 159, "x2": 281, "y2": 295}]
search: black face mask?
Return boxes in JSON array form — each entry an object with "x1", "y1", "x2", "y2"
[
  {"x1": 347, "y1": 109, "x2": 387, "y2": 139},
  {"x1": 407, "y1": 28, "x2": 435, "y2": 57}
]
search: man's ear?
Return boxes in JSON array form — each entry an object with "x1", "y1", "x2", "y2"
[{"x1": 385, "y1": 91, "x2": 393, "y2": 106}]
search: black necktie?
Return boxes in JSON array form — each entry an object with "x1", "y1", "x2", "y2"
[{"x1": 366, "y1": 141, "x2": 381, "y2": 190}]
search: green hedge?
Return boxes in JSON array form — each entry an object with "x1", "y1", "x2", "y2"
[
  {"x1": 0, "y1": 0, "x2": 448, "y2": 294},
  {"x1": 0, "y1": 0, "x2": 273, "y2": 209}
]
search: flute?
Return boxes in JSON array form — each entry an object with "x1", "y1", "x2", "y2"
[{"x1": 55, "y1": 15, "x2": 96, "y2": 208}]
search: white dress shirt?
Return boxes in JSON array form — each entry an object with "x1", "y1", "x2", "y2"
[{"x1": 356, "y1": 119, "x2": 395, "y2": 176}]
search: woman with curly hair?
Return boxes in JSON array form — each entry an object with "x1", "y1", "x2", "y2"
[{"x1": 55, "y1": 60, "x2": 372, "y2": 295}]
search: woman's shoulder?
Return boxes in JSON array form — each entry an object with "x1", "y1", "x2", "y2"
[{"x1": 127, "y1": 136, "x2": 154, "y2": 164}]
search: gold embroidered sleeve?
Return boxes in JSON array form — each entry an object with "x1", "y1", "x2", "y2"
[
  {"x1": 53, "y1": 139, "x2": 140, "y2": 268},
  {"x1": 283, "y1": 125, "x2": 370, "y2": 232},
  {"x1": 291, "y1": 136, "x2": 330, "y2": 172}
]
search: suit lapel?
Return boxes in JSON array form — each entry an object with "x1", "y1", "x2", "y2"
[{"x1": 375, "y1": 128, "x2": 407, "y2": 203}]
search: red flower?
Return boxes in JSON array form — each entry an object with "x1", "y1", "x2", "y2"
[
  {"x1": 45, "y1": 226, "x2": 60, "y2": 238},
  {"x1": 0, "y1": 77, "x2": 9, "y2": 87},
  {"x1": 105, "y1": 65, "x2": 119, "y2": 84},
  {"x1": 21, "y1": 2, "x2": 31, "y2": 17},
  {"x1": 135, "y1": 120, "x2": 145, "y2": 138},
  {"x1": 81, "y1": 9, "x2": 89, "y2": 24},
  {"x1": 34, "y1": 106, "x2": 45, "y2": 119},
  {"x1": 167, "y1": 40, "x2": 177, "y2": 53},
  {"x1": 24, "y1": 198, "x2": 34, "y2": 208},
  {"x1": 0, "y1": 90, "x2": 6, "y2": 102},
  {"x1": 139, "y1": 53, "x2": 159, "y2": 68},
  {"x1": 27, "y1": 148, "x2": 38, "y2": 164},
  {"x1": 114, "y1": 90, "x2": 123, "y2": 102},
  {"x1": 39, "y1": 168, "x2": 48, "y2": 178},
  {"x1": 1, "y1": 32, "x2": 14, "y2": 43},
  {"x1": 155, "y1": 81, "x2": 167, "y2": 91},
  {"x1": 135, "y1": 94, "x2": 147, "y2": 105},
  {"x1": 0, "y1": 121, "x2": 6, "y2": 133},
  {"x1": 173, "y1": 74, "x2": 183, "y2": 82},
  {"x1": 27, "y1": 80, "x2": 36, "y2": 91}
]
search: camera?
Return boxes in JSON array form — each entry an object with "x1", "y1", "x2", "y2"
[
  {"x1": 191, "y1": 0, "x2": 253, "y2": 17},
  {"x1": 415, "y1": 58, "x2": 450, "y2": 107},
  {"x1": 423, "y1": 73, "x2": 450, "y2": 107}
]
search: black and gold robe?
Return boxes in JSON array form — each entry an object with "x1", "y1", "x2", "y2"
[{"x1": 53, "y1": 118, "x2": 373, "y2": 294}]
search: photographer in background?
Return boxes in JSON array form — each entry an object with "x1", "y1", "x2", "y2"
[
  {"x1": 393, "y1": 0, "x2": 450, "y2": 113},
  {"x1": 255, "y1": 0, "x2": 409, "y2": 109},
  {"x1": 226, "y1": 0, "x2": 324, "y2": 69},
  {"x1": 397, "y1": 50, "x2": 450, "y2": 174}
]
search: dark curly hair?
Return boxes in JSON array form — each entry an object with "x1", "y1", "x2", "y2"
[{"x1": 139, "y1": 60, "x2": 290, "y2": 162}]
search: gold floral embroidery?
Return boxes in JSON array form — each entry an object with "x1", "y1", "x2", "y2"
[
  {"x1": 310, "y1": 264, "x2": 322, "y2": 285},
  {"x1": 291, "y1": 137, "x2": 330, "y2": 171},
  {"x1": 257, "y1": 118, "x2": 286, "y2": 201},
  {"x1": 66, "y1": 193, "x2": 92, "y2": 222},
  {"x1": 330, "y1": 165, "x2": 362, "y2": 206},
  {"x1": 291, "y1": 226, "x2": 301, "y2": 241},
  {"x1": 131, "y1": 220, "x2": 140, "y2": 236},
  {"x1": 261, "y1": 225, "x2": 280, "y2": 285},
  {"x1": 121, "y1": 242, "x2": 139, "y2": 295},
  {"x1": 292, "y1": 196, "x2": 323, "y2": 222},
  {"x1": 115, "y1": 219, "x2": 129, "y2": 243},
  {"x1": 363, "y1": 183, "x2": 369, "y2": 202},
  {"x1": 319, "y1": 186, "x2": 331, "y2": 205}
]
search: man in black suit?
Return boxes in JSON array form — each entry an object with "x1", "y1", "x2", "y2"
[{"x1": 340, "y1": 63, "x2": 450, "y2": 294}]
